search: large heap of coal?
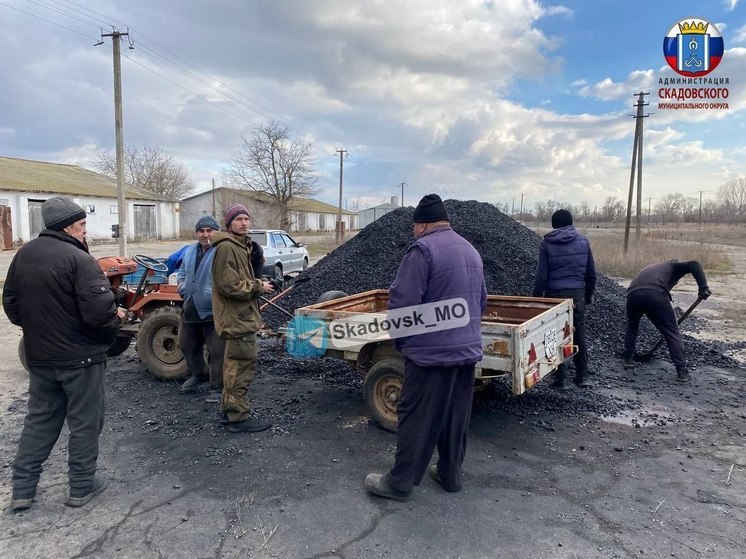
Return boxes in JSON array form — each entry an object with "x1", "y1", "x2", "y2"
[{"x1": 266, "y1": 200, "x2": 732, "y2": 367}]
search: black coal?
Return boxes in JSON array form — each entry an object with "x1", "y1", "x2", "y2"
[{"x1": 266, "y1": 200, "x2": 737, "y2": 368}]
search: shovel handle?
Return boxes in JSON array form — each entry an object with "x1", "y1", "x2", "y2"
[{"x1": 641, "y1": 296, "x2": 703, "y2": 358}]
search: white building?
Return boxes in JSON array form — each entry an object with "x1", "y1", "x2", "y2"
[
  {"x1": 357, "y1": 197, "x2": 402, "y2": 228},
  {"x1": 0, "y1": 156, "x2": 179, "y2": 246},
  {"x1": 180, "y1": 187, "x2": 358, "y2": 235}
]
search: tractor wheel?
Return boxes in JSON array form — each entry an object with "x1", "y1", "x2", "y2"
[
  {"x1": 364, "y1": 358, "x2": 405, "y2": 433},
  {"x1": 136, "y1": 306, "x2": 187, "y2": 380},
  {"x1": 107, "y1": 334, "x2": 133, "y2": 357},
  {"x1": 315, "y1": 290, "x2": 349, "y2": 304},
  {"x1": 18, "y1": 337, "x2": 29, "y2": 372}
]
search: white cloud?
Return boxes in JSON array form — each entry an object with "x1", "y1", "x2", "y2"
[
  {"x1": 574, "y1": 70, "x2": 655, "y2": 101},
  {"x1": 723, "y1": 0, "x2": 740, "y2": 11}
]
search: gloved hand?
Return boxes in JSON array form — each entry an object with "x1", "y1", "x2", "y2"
[{"x1": 698, "y1": 288, "x2": 711, "y2": 300}]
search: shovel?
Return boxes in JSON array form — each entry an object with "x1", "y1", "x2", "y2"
[{"x1": 635, "y1": 296, "x2": 703, "y2": 362}]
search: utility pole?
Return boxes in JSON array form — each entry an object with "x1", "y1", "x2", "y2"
[
  {"x1": 520, "y1": 193, "x2": 524, "y2": 219},
  {"x1": 623, "y1": 91, "x2": 650, "y2": 255},
  {"x1": 98, "y1": 28, "x2": 132, "y2": 257},
  {"x1": 399, "y1": 182, "x2": 406, "y2": 207},
  {"x1": 336, "y1": 148, "x2": 347, "y2": 243},
  {"x1": 699, "y1": 190, "x2": 703, "y2": 229},
  {"x1": 211, "y1": 177, "x2": 216, "y2": 217},
  {"x1": 511, "y1": 197, "x2": 515, "y2": 216},
  {"x1": 647, "y1": 197, "x2": 652, "y2": 225}
]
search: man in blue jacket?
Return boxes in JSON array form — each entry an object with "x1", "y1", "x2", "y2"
[
  {"x1": 177, "y1": 216, "x2": 225, "y2": 403},
  {"x1": 532, "y1": 209, "x2": 596, "y2": 389},
  {"x1": 365, "y1": 194, "x2": 487, "y2": 501}
]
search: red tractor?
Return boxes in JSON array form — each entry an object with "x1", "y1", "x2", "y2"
[{"x1": 18, "y1": 254, "x2": 187, "y2": 380}]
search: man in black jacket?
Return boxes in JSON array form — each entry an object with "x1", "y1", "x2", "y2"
[
  {"x1": 623, "y1": 260, "x2": 711, "y2": 383},
  {"x1": 3, "y1": 197, "x2": 123, "y2": 511}
]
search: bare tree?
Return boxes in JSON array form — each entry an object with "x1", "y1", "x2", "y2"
[
  {"x1": 348, "y1": 198, "x2": 362, "y2": 213},
  {"x1": 600, "y1": 196, "x2": 625, "y2": 222},
  {"x1": 225, "y1": 120, "x2": 320, "y2": 229},
  {"x1": 93, "y1": 144, "x2": 194, "y2": 200},
  {"x1": 718, "y1": 177, "x2": 746, "y2": 224},
  {"x1": 656, "y1": 193, "x2": 685, "y2": 224},
  {"x1": 578, "y1": 201, "x2": 593, "y2": 222}
]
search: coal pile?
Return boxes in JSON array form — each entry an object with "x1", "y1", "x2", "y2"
[{"x1": 266, "y1": 200, "x2": 665, "y2": 360}]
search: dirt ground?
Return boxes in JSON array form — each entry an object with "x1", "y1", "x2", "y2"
[{"x1": 0, "y1": 239, "x2": 744, "y2": 559}]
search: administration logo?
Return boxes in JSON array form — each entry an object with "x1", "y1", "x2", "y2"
[{"x1": 663, "y1": 17, "x2": 724, "y2": 77}]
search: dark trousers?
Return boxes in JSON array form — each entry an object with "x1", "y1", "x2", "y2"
[
  {"x1": 546, "y1": 289, "x2": 588, "y2": 377},
  {"x1": 624, "y1": 289, "x2": 686, "y2": 370},
  {"x1": 387, "y1": 360, "x2": 475, "y2": 493},
  {"x1": 12, "y1": 362, "x2": 105, "y2": 497},
  {"x1": 178, "y1": 318, "x2": 225, "y2": 387}
]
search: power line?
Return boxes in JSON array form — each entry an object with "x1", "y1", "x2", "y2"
[
  {"x1": 9, "y1": 0, "x2": 360, "y2": 160},
  {"x1": 0, "y1": 0, "x2": 97, "y2": 40}
]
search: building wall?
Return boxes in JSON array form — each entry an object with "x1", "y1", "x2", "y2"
[
  {"x1": 358, "y1": 205, "x2": 398, "y2": 228},
  {"x1": 180, "y1": 190, "x2": 280, "y2": 236},
  {"x1": 183, "y1": 189, "x2": 357, "y2": 235},
  {"x1": 0, "y1": 191, "x2": 178, "y2": 243}
]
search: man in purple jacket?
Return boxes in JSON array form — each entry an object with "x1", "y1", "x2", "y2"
[
  {"x1": 365, "y1": 194, "x2": 487, "y2": 501},
  {"x1": 532, "y1": 209, "x2": 596, "y2": 389}
]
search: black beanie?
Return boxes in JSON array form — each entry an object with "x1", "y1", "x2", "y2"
[
  {"x1": 551, "y1": 209, "x2": 573, "y2": 229},
  {"x1": 42, "y1": 196, "x2": 87, "y2": 231},
  {"x1": 412, "y1": 194, "x2": 449, "y2": 223}
]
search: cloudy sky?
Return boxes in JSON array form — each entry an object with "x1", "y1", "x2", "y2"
[{"x1": 1, "y1": 0, "x2": 744, "y2": 212}]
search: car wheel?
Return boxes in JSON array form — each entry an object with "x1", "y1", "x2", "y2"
[{"x1": 302, "y1": 257, "x2": 309, "y2": 271}]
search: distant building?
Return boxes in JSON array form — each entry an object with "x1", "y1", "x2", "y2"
[
  {"x1": 180, "y1": 187, "x2": 358, "y2": 235},
  {"x1": 0, "y1": 156, "x2": 179, "y2": 246},
  {"x1": 357, "y1": 197, "x2": 402, "y2": 228}
]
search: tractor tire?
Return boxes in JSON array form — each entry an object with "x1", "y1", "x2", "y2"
[
  {"x1": 315, "y1": 290, "x2": 349, "y2": 304},
  {"x1": 364, "y1": 358, "x2": 405, "y2": 433},
  {"x1": 18, "y1": 337, "x2": 29, "y2": 373},
  {"x1": 107, "y1": 334, "x2": 133, "y2": 357},
  {"x1": 136, "y1": 306, "x2": 187, "y2": 380},
  {"x1": 273, "y1": 264, "x2": 284, "y2": 288}
]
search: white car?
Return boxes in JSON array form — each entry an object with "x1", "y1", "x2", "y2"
[{"x1": 249, "y1": 229, "x2": 310, "y2": 281}]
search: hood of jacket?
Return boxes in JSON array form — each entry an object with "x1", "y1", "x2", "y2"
[
  {"x1": 211, "y1": 230, "x2": 248, "y2": 249},
  {"x1": 544, "y1": 225, "x2": 578, "y2": 245}
]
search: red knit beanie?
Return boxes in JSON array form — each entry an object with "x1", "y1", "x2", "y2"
[{"x1": 224, "y1": 203, "x2": 250, "y2": 228}]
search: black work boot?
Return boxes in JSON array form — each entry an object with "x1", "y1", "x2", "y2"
[
  {"x1": 623, "y1": 356, "x2": 638, "y2": 369},
  {"x1": 676, "y1": 367, "x2": 691, "y2": 383},
  {"x1": 66, "y1": 476, "x2": 108, "y2": 507},
  {"x1": 364, "y1": 473, "x2": 412, "y2": 501},
  {"x1": 228, "y1": 417, "x2": 271, "y2": 433},
  {"x1": 552, "y1": 368, "x2": 572, "y2": 391},
  {"x1": 575, "y1": 371, "x2": 591, "y2": 387},
  {"x1": 9, "y1": 489, "x2": 36, "y2": 512},
  {"x1": 180, "y1": 375, "x2": 208, "y2": 393}
]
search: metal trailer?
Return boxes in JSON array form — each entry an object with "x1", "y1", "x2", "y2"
[{"x1": 295, "y1": 289, "x2": 575, "y2": 431}]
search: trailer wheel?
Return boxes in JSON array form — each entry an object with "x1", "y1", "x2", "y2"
[
  {"x1": 136, "y1": 306, "x2": 187, "y2": 380},
  {"x1": 364, "y1": 358, "x2": 405, "y2": 432},
  {"x1": 18, "y1": 337, "x2": 29, "y2": 372},
  {"x1": 316, "y1": 290, "x2": 349, "y2": 304},
  {"x1": 107, "y1": 334, "x2": 133, "y2": 357}
]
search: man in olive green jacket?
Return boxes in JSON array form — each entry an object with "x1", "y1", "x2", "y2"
[{"x1": 211, "y1": 203, "x2": 274, "y2": 432}]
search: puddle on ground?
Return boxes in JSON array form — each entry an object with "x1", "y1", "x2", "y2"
[{"x1": 601, "y1": 406, "x2": 675, "y2": 427}]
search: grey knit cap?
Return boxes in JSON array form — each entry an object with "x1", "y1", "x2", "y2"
[
  {"x1": 42, "y1": 196, "x2": 87, "y2": 231},
  {"x1": 195, "y1": 215, "x2": 220, "y2": 231}
]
